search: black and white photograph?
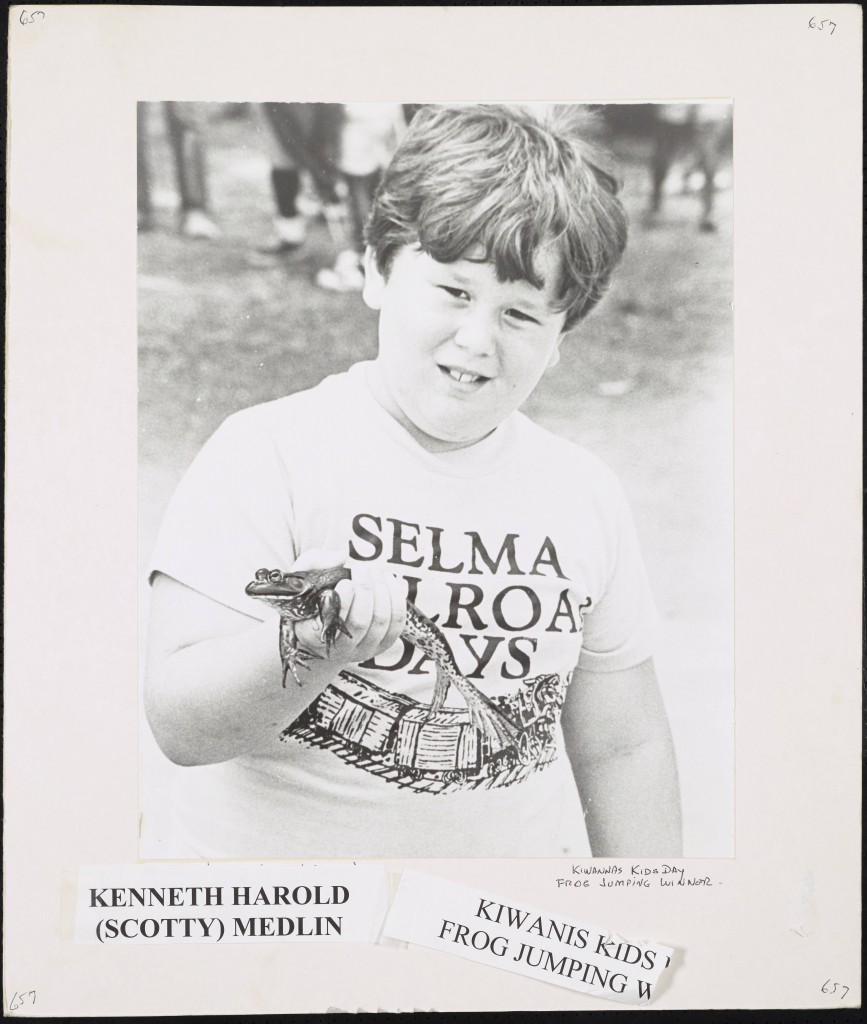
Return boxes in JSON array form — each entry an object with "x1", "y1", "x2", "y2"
[{"x1": 138, "y1": 100, "x2": 734, "y2": 861}]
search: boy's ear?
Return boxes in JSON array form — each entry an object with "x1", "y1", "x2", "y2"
[
  {"x1": 362, "y1": 248, "x2": 386, "y2": 310},
  {"x1": 546, "y1": 335, "x2": 564, "y2": 369}
]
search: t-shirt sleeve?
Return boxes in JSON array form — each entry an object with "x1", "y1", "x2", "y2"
[
  {"x1": 577, "y1": 480, "x2": 659, "y2": 673},
  {"x1": 147, "y1": 410, "x2": 297, "y2": 619}
]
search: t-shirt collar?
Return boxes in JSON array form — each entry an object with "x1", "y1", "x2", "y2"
[{"x1": 347, "y1": 361, "x2": 517, "y2": 478}]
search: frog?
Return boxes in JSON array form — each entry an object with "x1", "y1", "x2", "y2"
[
  {"x1": 245, "y1": 566, "x2": 353, "y2": 687},
  {"x1": 246, "y1": 565, "x2": 521, "y2": 753}
]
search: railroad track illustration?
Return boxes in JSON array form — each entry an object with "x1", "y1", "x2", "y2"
[{"x1": 281, "y1": 670, "x2": 567, "y2": 793}]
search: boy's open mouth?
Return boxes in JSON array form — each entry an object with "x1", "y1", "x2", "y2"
[{"x1": 439, "y1": 364, "x2": 489, "y2": 385}]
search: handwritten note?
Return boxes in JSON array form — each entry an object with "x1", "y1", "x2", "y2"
[
  {"x1": 808, "y1": 16, "x2": 837, "y2": 35},
  {"x1": 556, "y1": 863, "x2": 718, "y2": 889}
]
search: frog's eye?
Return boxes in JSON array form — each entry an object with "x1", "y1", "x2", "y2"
[
  {"x1": 268, "y1": 570, "x2": 284, "y2": 583},
  {"x1": 255, "y1": 568, "x2": 270, "y2": 581}
]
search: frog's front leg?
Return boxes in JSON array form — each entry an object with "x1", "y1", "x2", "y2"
[
  {"x1": 317, "y1": 588, "x2": 352, "y2": 655},
  {"x1": 278, "y1": 618, "x2": 321, "y2": 687}
]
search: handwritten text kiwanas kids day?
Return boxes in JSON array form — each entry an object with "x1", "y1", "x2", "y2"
[{"x1": 556, "y1": 864, "x2": 716, "y2": 889}]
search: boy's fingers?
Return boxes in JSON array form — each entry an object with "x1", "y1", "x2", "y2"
[
  {"x1": 293, "y1": 565, "x2": 407, "y2": 664},
  {"x1": 365, "y1": 574, "x2": 398, "y2": 655},
  {"x1": 339, "y1": 576, "x2": 375, "y2": 650},
  {"x1": 377, "y1": 574, "x2": 408, "y2": 655},
  {"x1": 337, "y1": 569, "x2": 403, "y2": 660},
  {"x1": 347, "y1": 567, "x2": 392, "y2": 656},
  {"x1": 290, "y1": 548, "x2": 348, "y2": 572},
  {"x1": 333, "y1": 578, "x2": 357, "y2": 629},
  {"x1": 293, "y1": 574, "x2": 355, "y2": 653}
]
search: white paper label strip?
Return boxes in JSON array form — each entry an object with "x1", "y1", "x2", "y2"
[
  {"x1": 75, "y1": 863, "x2": 389, "y2": 945},
  {"x1": 382, "y1": 870, "x2": 674, "y2": 1005}
]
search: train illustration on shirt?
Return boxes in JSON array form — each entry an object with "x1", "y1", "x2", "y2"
[{"x1": 282, "y1": 670, "x2": 567, "y2": 793}]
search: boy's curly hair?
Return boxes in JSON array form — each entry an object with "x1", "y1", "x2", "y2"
[{"x1": 366, "y1": 104, "x2": 628, "y2": 330}]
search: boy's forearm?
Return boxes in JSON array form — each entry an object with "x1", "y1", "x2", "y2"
[
  {"x1": 561, "y1": 659, "x2": 683, "y2": 859},
  {"x1": 571, "y1": 734, "x2": 683, "y2": 858},
  {"x1": 145, "y1": 563, "x2": 408, "y2": 768},
  {"x1": 145, "y1": 619, "x2": 340, "y2": 766}
]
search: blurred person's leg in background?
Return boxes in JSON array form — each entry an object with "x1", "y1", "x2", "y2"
[
  {"x1": 647, "y1": 103, "x2": 731, "y2": 233},
  {"x1": 692, "y1": 105, "x2": 733, "y2": 232},
  {"x1": 137, "y1": 102, "x2": 153, "y2": 232},
  {"x1": 316, "y1": 104, "x2": 405, "y2": 292},
  {"x1": 648, "y1": 104, "x2": 690, "y2": 223},
  {"x1": 258, "y1": 103, "x2": 313, "y2": 254},
  {"x1": 259, "y1": 103, "x2": 349, "y2": 256},
  {"x1": 165, "y1": 101, "x2": 221, "y2": 240},
  {"x1": 315, "y1": 170, "x2": 379, "y2": 292}
]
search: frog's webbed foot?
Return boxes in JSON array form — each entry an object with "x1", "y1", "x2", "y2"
[
  {"x1": 281, "y1": 646, "x2": 323, "y2": 688},
  {"x1": 317, "y1": 588, "x2": 352, "y2": 655},
  {"x1": 279, "y1": 619, "x2": 321, "y2": 688}
]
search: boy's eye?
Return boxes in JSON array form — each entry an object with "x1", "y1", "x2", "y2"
[
  {"x1": 438, "y1": 285, "x2": 470, "y2": 301},
  {"x1": 505, "y1": 308, "x2": 541, "y2": 326}
]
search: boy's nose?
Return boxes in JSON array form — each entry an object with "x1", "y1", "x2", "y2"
[{"x1": 454, "y1": 311, "x2": 497, "y2": 357}]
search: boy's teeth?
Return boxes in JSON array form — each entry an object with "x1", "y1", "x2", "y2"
[{"x1": 447, "y1": 368, "x2": 482, "y2": 383}]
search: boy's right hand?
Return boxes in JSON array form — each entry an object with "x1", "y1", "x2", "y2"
[{"x1": 290, "y1": 549, "x2": 408, "y2": 668}]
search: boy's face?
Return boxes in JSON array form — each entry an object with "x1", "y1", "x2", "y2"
[{"x1": 363, "y1": 244, "x2": 568, "y2": 452}]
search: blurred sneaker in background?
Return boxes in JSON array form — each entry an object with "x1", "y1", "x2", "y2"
[
  {"x1": 181, "y1": 209, "x2": 222, "y2": 240},
  {"x1": 258, "y1": 214, "x2": 308, "y2": 255},
  {"x1": 316, "y1": 249, "x2": 365, "y2": 292},
  {"x1": 295, "y1": 172, "x2": 324, "y2": 221}
]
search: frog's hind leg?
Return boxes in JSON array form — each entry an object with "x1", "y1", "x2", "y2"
[
  {"x1": 317, "y1": 588, "x2": 352, "y2": 655},
  {"x1": 424, "y1": 663, "x2": 451, "y2": 722},
  {"x1": 278, "y1": 618, "x2": 320, "y2": 687}
]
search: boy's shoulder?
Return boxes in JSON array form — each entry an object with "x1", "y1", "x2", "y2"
[
  {"x1": 511, "y1": 411, "x2": 624, "y2": 492},
  {"x1": 220, "y1": 367, "x2": 358, "y2": 437}
]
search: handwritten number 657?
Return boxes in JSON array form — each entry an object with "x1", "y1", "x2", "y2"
[
  {"x1": 821, "y1": 980, "x2": 849, "y2": 999},
  {"x1": 8, "y1": 991, "x2": 36, "y2": 1012},
  {"x1": 808, "y1": 16, "x2": 837, "y2": 35}
]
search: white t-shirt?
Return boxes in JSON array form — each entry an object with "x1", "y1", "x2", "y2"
[{"x1": 149, "y1": 362, "x2": 658, "y2": 858}]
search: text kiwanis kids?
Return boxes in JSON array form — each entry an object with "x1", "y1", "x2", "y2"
[{"x1": 146, "y1": 105, "x2": 683, "y2": 859}]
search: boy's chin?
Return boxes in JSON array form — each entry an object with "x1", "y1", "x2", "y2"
[{"x1": 408, "y1": 418, "x2": 497, "y2": 453}]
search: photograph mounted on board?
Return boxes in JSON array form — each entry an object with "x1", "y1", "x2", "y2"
[{"x1": 138, "y1": 101, "x2": 733, "y2": 861}]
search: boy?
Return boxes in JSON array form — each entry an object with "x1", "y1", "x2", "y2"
[{"x1": 145, "y1": 104, "x2": 682, "y2": 860}]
